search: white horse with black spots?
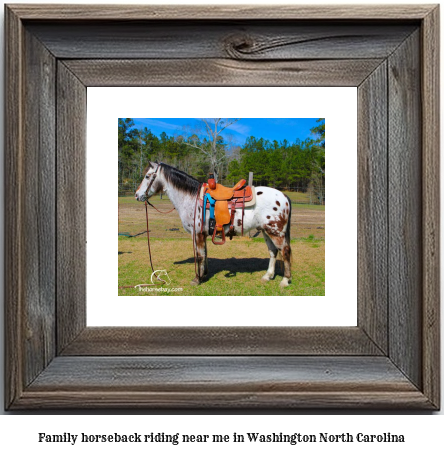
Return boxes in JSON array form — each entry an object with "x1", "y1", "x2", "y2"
[{"x1": 135, "y1": 162, "x2": 292, "y2": 287}]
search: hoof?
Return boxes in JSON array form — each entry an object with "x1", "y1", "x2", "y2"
[
  {"x1": 190, "y1": 277, "x2": 201, "y2": 286},
  {"x1": 261, "y1": 274, "x2": 275, "y2": 284},
  {"x1": 279, "y1": 278, "x2": 291, "y2": 288}
]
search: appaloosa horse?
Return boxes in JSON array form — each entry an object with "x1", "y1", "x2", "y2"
[{"x1": 135, "y1": 162, "x2": 292, "y2": 287}]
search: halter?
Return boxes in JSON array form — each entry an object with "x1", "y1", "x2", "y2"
[
  {"x1": 143, "y1": 163, "x2": 176, "y2": 213},
  {"x1": 143, "y1": 163, "x2": 160, "y2": 200}
]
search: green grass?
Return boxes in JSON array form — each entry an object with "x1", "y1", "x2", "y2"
[
  {"x1": 118, "y1": 237, "x2": 324, "y2": 297},
  {"x1": 282, "y1": 190, "x2": 325, "y2": 206},
  {"x1": 292, "y1": 203, "x2": 325, "y2": 211}
]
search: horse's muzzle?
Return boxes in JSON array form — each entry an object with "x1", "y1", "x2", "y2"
[{"x1": 135, "y1": 193, "x2": 147, "y2": 202}]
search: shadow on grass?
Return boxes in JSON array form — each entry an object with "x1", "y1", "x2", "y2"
[{"x1": 174, "y1": 256, "x2": 275, "y2": 280}]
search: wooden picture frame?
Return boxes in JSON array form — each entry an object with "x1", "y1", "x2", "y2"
[{"x1": 5, "y1": 4, "x2": 440, "y2": 409}]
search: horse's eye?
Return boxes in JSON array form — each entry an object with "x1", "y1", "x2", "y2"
[{"x1": 145, "y1": 175, "x2": 150, "y2": 179}]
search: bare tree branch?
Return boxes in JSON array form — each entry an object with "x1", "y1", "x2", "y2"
[
  {"x1": 181, "y1": 118, "x2": 241, "y2": 181},
  {"x1": 182, "y1": 139, "x2": 208, "y2": 156},
  {"x1": 202, "y1": 119, "x2": 214, "y2": 140},
  {"x1": 216, "y1": 118, "x2": 241, "y2": 135}
]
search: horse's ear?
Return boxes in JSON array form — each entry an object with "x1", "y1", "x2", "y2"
[{"x1": 149, "y1": 161, "x2": 158, "y2": 169}]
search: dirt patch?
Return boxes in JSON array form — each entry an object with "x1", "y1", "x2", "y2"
[{"x1": 290, "y1": 205, "x2": 325, "y2": 238}]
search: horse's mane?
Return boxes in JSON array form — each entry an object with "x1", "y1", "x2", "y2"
[{"x1": 159, "y1": 163, "x2": 201, "y2": 196}]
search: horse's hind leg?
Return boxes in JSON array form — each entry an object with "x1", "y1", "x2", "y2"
[
  {"x1": 263, "y1": 232, "x2": 292, "y2": 288},
  {"x1": 261, "y1": 232, "x2": 278, "y2": 283},
  {"x1": 280, "y1": 243, "x2": 292, "y2": 288}
]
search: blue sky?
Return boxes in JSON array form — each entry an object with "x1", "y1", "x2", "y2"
[{"x1": 132, "y1": 118, "x2": 320, "y2": 146}]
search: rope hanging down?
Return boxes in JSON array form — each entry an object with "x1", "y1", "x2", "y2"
[
  {"x1": 118, "y1": 199, "x2": 174, "y2": 289},
  {"x1": 192, "y1": 184, "x2": 203, "y2": 281}
]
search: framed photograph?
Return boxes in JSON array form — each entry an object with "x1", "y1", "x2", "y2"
[
  {"x1": 93, "y1": 88, "x2": 356, "y2": 327},
  {"x1": 5, "y1": 4, "x2": 440, "y2": 409}
]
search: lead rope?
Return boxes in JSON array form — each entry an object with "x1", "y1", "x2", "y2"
[
  {"x1": 119, "y1": 198, "x2": 174, "y2": 289},
  {"x1": 142, "y1": 166, "x2": 173, "y2": 284},
  {"x1": 146, "y1": 200, "x2": 176, "y2": 214},
  {"x1": 119, "y1": 165, "x2": 174, "y2": 289},
  {"x1": 144, "y1": 200, "x2": 167, "y2": 284},
  {"x1": 242, "y1": 188, "x2": 246, "y2": 236},
  {"x1": 192, "y1": 184, "x2": 203, "y2": 280}
]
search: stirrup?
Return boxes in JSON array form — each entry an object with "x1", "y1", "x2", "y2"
[{"x1": 212, "y1": 227, "x2": 226, "y2": 245}]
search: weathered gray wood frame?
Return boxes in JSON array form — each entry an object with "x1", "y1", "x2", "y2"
[{"x1": 4, "y1": 4, "x2": 440, "y2": 409}]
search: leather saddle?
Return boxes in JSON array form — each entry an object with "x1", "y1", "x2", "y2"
[
  {"x1": 209, "y1": 179, "x2": 246, "y2": 200},
  {"x1": 201, "y1": 179, "x2": 254, "y2": 245}
]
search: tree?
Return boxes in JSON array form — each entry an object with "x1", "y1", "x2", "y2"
[
  {"x1": 311, "y1": 118, "x2": 325, "y2": 146},
  {"x1": 182, "y1": 118, "x2": 240, "y2": 181},
  {"x1": 118, "y1": 118, "x2": 139, "y2": 185},
  {"x1": 310, "y1": 118, "x2": 325, "y2": 173},
  {"x1": 118, "y1": 118, "x2": 328, "y2": 198},
  {"x1": 118, "y1": 118, "x2": 136, "y2": 150},
  {"x1": 308, "y1": 118, "x2": 325, "y2": 203}
]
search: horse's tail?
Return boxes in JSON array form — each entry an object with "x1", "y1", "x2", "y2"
[
  {"x1": 285, "y1": 194, "x2": 293, "y2": 261},
  {"x1": 285, "y1": 194, "x2": 292, "y2": 243}
]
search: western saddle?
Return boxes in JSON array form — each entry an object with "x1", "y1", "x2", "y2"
[{"x1": 201, "y1": 174, "x2": 255, "y2": 245}]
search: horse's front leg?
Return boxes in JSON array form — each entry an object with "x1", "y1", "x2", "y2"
[{"x1": 191, "y1": 232, "x2": 207, "y2": 285}]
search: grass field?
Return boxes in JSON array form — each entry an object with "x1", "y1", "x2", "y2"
[{"x1": 118, "y1": 193, "x2": 325, "y2": 296}]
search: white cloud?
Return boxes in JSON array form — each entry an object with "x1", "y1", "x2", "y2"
[{"x1": 135, "y1": 118, "x2": 182, "y2": 131}]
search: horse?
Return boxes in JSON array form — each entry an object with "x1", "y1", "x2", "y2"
[{"x1": 135, "y1": 162, "x2": 292, "y2": 287}]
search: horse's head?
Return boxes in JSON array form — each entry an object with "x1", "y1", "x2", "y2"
[
  {"x1": 151, "y1": 269, "x2": 171, "y2": 285},
  {"x1": 135, "y1": 162, "x2": 162, "y2": 202}
]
